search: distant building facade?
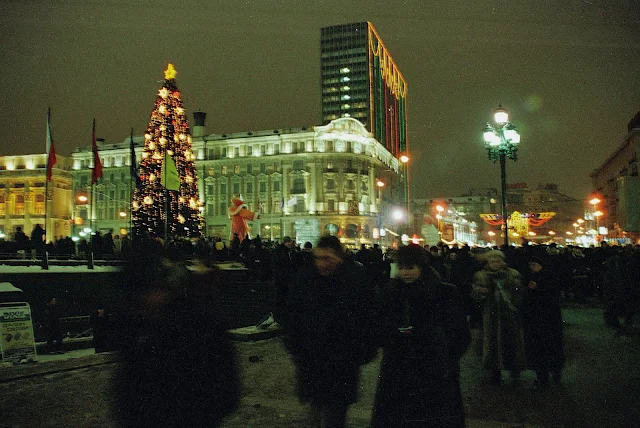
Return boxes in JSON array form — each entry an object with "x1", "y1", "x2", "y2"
[
  {"x1": 0, "y1": 154, "x2": 73, "y2": 242},
  {"x1": 320, "y1": 22, "x2": 408, "y2": 158},
  {"x1": 591, "y1": 111, "x2": 640, "y2": 243},
  {"x1": 70, "y1": 138, "x2": 143, "y2": 238},
  {"x1": 414, "y1": 183, "x2": 583, "y2": 246}
]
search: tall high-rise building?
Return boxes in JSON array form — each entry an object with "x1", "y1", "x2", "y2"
[{"x1": 320, "y1": 22, "x2": 408, "y2": 157}]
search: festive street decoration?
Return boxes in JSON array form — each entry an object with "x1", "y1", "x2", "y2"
[
  {"x1": 228, "y1": 194, "x2": 259, "y2": 242},
  {"x1": 132, "y1": 64, "x2": 203, "y2": 238},
  {"x1": 480, "y1": 211, "x2": 555, "y2": 237}
]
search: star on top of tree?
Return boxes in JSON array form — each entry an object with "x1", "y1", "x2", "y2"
[{"x1": 164, "y1": 63, "x2": 177, "y2": 80}]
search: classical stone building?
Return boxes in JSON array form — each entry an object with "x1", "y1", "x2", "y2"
[
  {"x1": 591, "y1": 111, "x2": 640, "y2": 243},
  {"x1": 70, "y1": 117, "x2": 402, "y2": 247},
  {"x1": 0, "y1": 154, "x2": 73, "y2": 242}
]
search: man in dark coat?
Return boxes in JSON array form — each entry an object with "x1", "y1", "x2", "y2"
[
  {"x1": 522, "y1": 255, "x2": 565, "y2": 385},
  {"x1": 44, "y1": 296, "x2": 64, "y2": 354},
  {"x1": 30, "y1": 224, "x2": 46, "y2": 256},
  {"x1": 271, "y1": 235, "x2": 296, "y2": 323},
  {"x1": 372, "y1": 245, "x2": 471, "y2": 428},
  {"x1": 284, "y1": 235, "x2": 379, "y2": 428}
]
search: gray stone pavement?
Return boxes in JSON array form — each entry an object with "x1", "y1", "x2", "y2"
[{"x1": 1, "y1": 305, "x2": 639, "y2": 427}]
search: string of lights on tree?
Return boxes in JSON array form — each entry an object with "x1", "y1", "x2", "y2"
[{"x1": 132, "y1": 63, "x2": 203, "y2": 238}]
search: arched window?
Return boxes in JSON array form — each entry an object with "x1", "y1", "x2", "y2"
[
  {"x1": 325, "y1": 223, "x2": 339, "y2": 236},
  {"x1": 345, "y1": 224, "x2": 358, "y2": 238}
]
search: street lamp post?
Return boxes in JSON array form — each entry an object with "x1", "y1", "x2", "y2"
[
  {"x1": 376, "y1": 179, "x2": 385, "y2": 245},
  {"x1": 399, "y1": 154, "x2": 410, "y2": 234},
  {"x1": 483, "y1": 106, "x2": 520, "y2": 248}
]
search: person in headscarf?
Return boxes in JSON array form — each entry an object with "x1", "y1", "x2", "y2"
[{"x1": 471, "y1": 249, "x2": 526, "y2": 384}]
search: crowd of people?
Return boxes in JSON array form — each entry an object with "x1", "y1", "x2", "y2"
[
  {"x1": 0, "y1": 226, "x2": 133, "y2": 260},
  {"x1": 10, "y1": 226, "x2": 639, "y2": 426},
  {"x1": 95, "y1": 234, "x2": 639, "y2": 428}
]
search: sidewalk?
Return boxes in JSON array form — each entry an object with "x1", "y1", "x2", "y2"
[
  {"x1": 1, "y1": 342, "x2": 542, "y2": 428},
  {"x1": 2, "y1": 306, "x2": 638, "y2": 427}
]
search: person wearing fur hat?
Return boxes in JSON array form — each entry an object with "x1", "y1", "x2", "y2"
[{"x1": 471, "y1": 249, "x2": 527, "y2": 384}]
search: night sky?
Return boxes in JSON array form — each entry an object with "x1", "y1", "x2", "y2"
[{"x1": 1, "y1": 0, "x2": 639, "y2": 200}]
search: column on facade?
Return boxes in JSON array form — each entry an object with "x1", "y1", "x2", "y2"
[
  {"x1": 282, "y1": 164, "x2": 289, "y2": 216},
  {"x1": 356, "y1": 168, "x2": 362, "y2": 215},
  {"x1": 308, "y1": 162, "x2": 316, "y2": 214},
  {"x1": 24, "y1": 188, "x2": 33, "y2": 235},
  {"x1": 281, "y1": 164, "x2": 289, "y2": 236},
  {"x1": 338, "y1": 162, "x2": 344, "y2": 213},
  {"x1": 369, "y1": 163, "x2": 376, "y2": 214}
]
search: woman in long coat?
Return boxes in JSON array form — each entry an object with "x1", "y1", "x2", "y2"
[
  {"x1": 471, "y1": 249, "x2": 527, "y2": 384},
  {"x1": 372, "y1": 245, "x2": 471, "y2": 428},
  {"x1": 522, "y1": 255, "x2": 565, "y2": 384}
]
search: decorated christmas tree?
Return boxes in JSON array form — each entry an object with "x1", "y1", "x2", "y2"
[{"x1": 132, "y1": 64, "x2": 203, "y2": 238}]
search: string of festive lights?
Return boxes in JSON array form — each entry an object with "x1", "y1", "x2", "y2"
[{"x1": 132, "y1": 63, "x2": 203, "y2": 238}]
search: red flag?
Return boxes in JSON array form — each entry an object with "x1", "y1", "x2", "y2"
[
  {"x1": 91, "y1": 119, "x2": 103, "y2": 184},
  {"x1": 46, "y1": 108, "x2": 57, "y2": 181}
]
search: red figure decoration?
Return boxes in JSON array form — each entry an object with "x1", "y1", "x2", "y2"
[{"x1": 228, "y1": 194, "x2": 259, "y2": 242}]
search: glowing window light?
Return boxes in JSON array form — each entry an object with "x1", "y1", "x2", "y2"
[
  {"x1": 340, "y1": 67, "x2": 350, "y2": 73},
  {"x1": 341, "y1": 86, "x2": 350, "y2": 91},
  {"x1": 341, "y1": 76, "x2": 350, "y2": 82}
]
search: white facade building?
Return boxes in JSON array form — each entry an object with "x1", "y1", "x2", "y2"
[{"x1": 70, "y1": 118, "x2": 403, "y2": 247}]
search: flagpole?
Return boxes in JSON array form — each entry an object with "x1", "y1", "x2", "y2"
[
  {"x1": 88, "y1": 180, "x2": 95, "y2": 269},
  {"x1": 43, "y1": 107, "x2": 56, "y2": 270},
  {"x1": 43, "y1": 162, "x2": 50, "y2": 270}
]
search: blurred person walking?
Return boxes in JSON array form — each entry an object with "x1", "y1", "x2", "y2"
[
  {"x1": 371, "y1": 245, "x2": 471, "y2": 428},
  {"x1": 114, "y1": 251, "x2": 240, "y2": 428},
  {"x1": 522, "y1": 255, "x2": 565, "y2": 386},
  {"x1": 284, "y1": 235, "x2": 379, "y2": 428},
  {"x1": 271, "y1": 235, "x2": 296, "y2": 324},
  {"x1": 471, "y1": 249, "x2": 526, "y2": 384}
]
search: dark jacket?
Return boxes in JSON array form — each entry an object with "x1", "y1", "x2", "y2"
[
  {"x1": 284, "y1": 259, "x2": 379, "y2": 407},
  {"x1": 114, "y1": 262, "x2": 240, "y2": 428},
  {"x1": 372, "y1": 268, "x2": 471, "y2": 428},
  {"x1": 522, "y1": 266, "x2": 565, "y2": 372}
]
